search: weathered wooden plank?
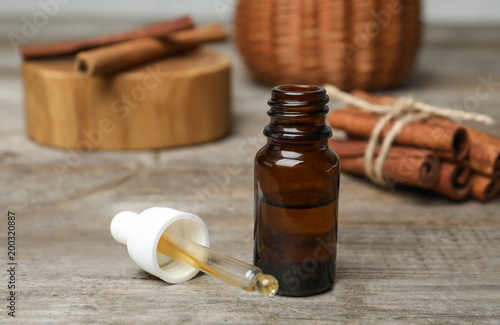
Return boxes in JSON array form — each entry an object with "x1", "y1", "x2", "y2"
[{"x1": 0, "y1": 22, "x2": 499, "y2": 324}]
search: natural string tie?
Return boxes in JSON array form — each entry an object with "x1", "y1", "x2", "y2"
[{"x1": 324, "y1": 84, "x2": 496, "y2": 187}]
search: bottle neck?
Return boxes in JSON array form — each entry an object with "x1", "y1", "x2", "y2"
[
  {"x1": 267, "y1": 138, "x2": 329, "y2": 150},
  {"x1": 264, "y1": 85, "x2": 332, "y2": 146}
]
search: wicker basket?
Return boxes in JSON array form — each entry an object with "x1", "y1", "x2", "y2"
[{"x1": 235, "y1": 0, "x2": 421, "y2": 91}]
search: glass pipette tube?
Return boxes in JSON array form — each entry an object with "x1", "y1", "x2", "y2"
[{"x1": 157, "y1": 232, "x2": 279, "y2": 296}]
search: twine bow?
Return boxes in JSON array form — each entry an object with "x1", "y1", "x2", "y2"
[{"x1": 324, "y1": 84, "x2": 496, "y2": 187}]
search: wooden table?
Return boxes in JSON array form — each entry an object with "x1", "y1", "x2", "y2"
[{"x1": 0, "y1": 20, "x2": 499, "y2": 324}]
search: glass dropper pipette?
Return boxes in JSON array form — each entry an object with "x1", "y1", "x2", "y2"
[
  {"x1": 157, "y1": 232, "x2": 279, "y2": 296},
  {"x1": 110, "y1": 208, "x2": 279, "y2": 297}
]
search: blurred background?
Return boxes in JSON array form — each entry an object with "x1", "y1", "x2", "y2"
[
  {"x1": 1, "y1": 0, "x2": 499, "y2": 141},
  {"x1": 1, "y1": 1, "x2": 499, "y2": 323},
  {"x1": 1, "y1": 0, "x2": 500, "y2": 24}
]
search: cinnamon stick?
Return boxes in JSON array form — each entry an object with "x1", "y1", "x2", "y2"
[
  {"x1": 349, "y1": 90, "x2": 500, "y2": 177},
  {"x1": 328, "y1": 139, "x2": 441, "y2": 188},
  {"x1": 335, "y1": 90, "x2": 471, "y2": 161},
  {"x1": 75, "y1": 24, "x2": 228, "y2": 76},
  {"x1": 463, "y1": 126, "x2": 500, "y2": 179},
  {"x1": 471, "y1": 174, "x2": 500, "y2": 202},
  {"x1": 431, "y1": 162, "x2": 471, "y2": 200},
  {"x1": 19, "y1": 15, "x2": 194, "y2": 60}
]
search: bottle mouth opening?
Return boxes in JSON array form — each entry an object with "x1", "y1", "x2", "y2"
[
  {"x1": 273, "y1": 84, "x2": 325, "y2": 95},
  {"x1": 269, "y1": 84, "x2": 329, "y2": 109},
  {"x1": 266, "y1": 84, "x2": 332, "y2": 141}
]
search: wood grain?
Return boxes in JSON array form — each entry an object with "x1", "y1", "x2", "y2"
[
  {"x1": 23, "y1": 49, "x2": 231, "y2": 150},
  {"x1": 1, "y1": 21, "x2": 500, "y2": 325}
]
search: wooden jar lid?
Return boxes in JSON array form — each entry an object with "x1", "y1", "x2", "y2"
[{"x1": 23, "y1": 49, "x2": 231, "y2": 150}]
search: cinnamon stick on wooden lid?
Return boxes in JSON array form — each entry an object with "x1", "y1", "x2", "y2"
[
  {"x1": 75, "y1": 24, "x2": 228, "y2": 77},
  {"x1": 19, "y1": 15, "x2": 194, "y2": 60}
]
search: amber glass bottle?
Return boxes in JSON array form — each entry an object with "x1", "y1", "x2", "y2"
[{"x1": 254, "y1": 85, "x2": 339, "y2": 297}]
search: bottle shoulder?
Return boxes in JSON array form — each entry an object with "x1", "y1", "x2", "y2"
[{"x1": 255, "y1": 145, "x2": 339, "y2": 170}]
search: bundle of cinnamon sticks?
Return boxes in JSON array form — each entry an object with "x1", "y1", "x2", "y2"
[
  {"x1": 328, "y1": 90, "x2": 500, "y2": 202},
  {"x1": 19, "y1": 15, "x2": 228, "y2": 76}
]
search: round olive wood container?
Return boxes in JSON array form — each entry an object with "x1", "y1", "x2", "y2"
[{"x1": 23, "y1": 49, "x2": 231, "y2": 150}]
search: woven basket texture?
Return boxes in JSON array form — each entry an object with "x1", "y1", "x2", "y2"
[{"x1": 235, "y1": 0, "x2": 421, "y2": 90}]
